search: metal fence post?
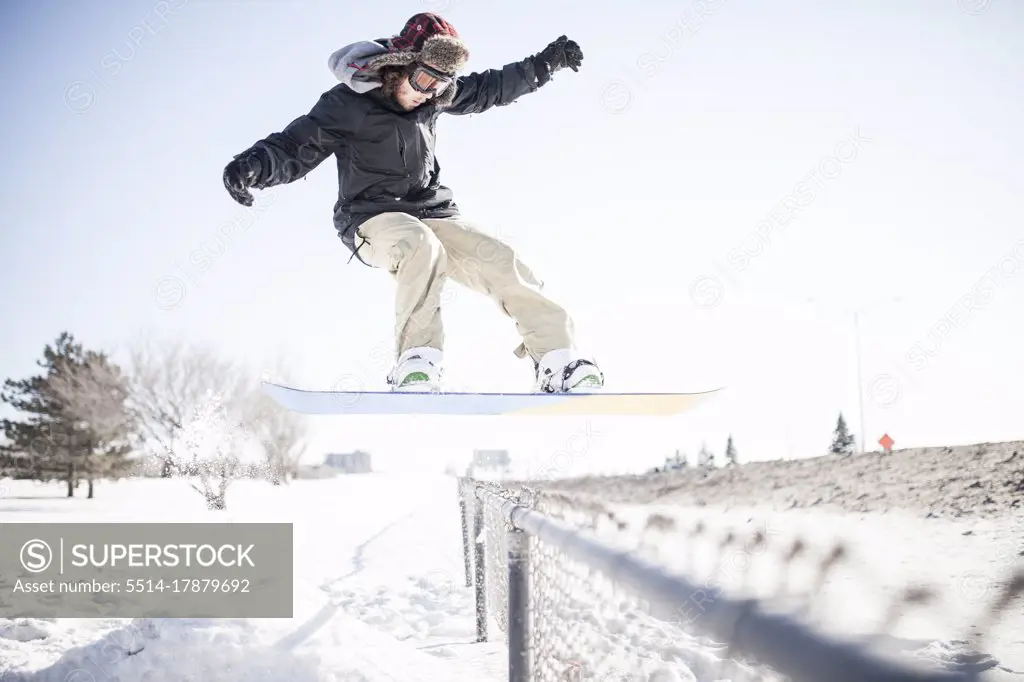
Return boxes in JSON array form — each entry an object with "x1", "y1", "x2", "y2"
[
  {"x1": 459, "y1": 479, "x2": 472, "y2": 588},
  {"x1": 473, "y1": 493, "x2": 488, "y2": 642},
  {"x1": 507, "y1": 527, "x2": 531, "y2": 682}
]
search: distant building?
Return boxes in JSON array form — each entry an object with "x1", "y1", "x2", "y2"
[
  {"x1": 467, "y1": 449, "x2": 510, "y2": 479},
  {"x1": 323, "y1": 450, "x2": 372, "y2": 474}
]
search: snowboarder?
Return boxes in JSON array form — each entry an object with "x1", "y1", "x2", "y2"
[{"x1": 222, "y1": 12, "x2": 604, "y2": 394}]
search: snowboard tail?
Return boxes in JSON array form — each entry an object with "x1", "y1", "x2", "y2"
[{"x1": 261, "y1": 381, "x2": 722, "y2": 416}]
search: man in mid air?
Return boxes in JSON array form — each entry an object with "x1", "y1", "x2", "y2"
[{"x1": 223, "y1": 13, "x2": 604, "y2": 394}]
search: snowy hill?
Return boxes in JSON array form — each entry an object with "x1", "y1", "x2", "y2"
[
  {"x1": 519, "y1": 439, "x2": 1024, "y2": 680},
  {"x1": 526, "y1": 439, "x2": 1023, "y2": 518}
]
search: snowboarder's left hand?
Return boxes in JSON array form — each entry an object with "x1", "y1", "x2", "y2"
[{"x1": 533, "y1": 35, "x2": 583, "y2": 86}]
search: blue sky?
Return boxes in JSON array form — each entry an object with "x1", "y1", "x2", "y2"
[{"x1": 2, "y1": 0, "x2": 1023, "y2": 474}]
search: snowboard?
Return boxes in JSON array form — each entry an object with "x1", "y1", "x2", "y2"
[{"x1": 261, "y1": 381, "x2": 722, "y2": 416}]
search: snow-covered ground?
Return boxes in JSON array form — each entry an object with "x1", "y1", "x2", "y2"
[
  {"x1": 1, "y1": 471, "x2": 1020, "y2": 681},
  {"x1": 525, "y1": 440, "x2": 1024, "y2": 682},
  {"x1": 0, "y1": 475, "x2": 506, "y2": 681},
  {"x1": 605, "y1": 503, "x2": 1023, "y2": 681}
]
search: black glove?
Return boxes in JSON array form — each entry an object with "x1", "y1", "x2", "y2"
[
  {"x1": 533, "y1": 35, "x2": 583, "y2": 86},
  {"x1": 222, "y1": 152, "x2": 264, "y2": 207}
]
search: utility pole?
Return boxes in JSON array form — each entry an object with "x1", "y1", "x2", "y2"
[{"x1": 806, "y1": 295, "x2": 902, "y2": 454}]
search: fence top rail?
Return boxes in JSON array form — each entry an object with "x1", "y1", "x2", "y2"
[{"x1": 469, "y1": 481, "x2": 978, "y2": 682}]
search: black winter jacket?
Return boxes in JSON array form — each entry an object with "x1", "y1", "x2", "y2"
[{"x1": 233, "y1": 57, "x2": 546, "y2": 265}]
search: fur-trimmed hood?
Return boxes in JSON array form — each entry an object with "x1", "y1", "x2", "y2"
[
  {"x1": 327, "y1": 14, "x2": 470, "y2": 109},
  {"x1": 327, "y1": 38, "x2": 467, "y2": 108}
]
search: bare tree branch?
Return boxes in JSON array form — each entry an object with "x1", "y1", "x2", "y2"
[
  {"x1": 177, "y1": 389, "x2": 245, "y2": 510},
  {"x1": 125, "y1": 336, "x2": 252, "y2": 478},
  {"x1": 46, "y1": 350, "x2": 135, "y2": 446}
]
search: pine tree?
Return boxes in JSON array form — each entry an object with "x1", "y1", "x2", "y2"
[
  {"x1": 725, "y1": 434, "x2": 738, "y2": 466},
  {"x1": 830, "y1": 412, "x2": 855, "y2": 455},
  {"x1": 1, "y1": 338, "x2": 74, "y2": 488},
  {"x1": 0, "y1": 332, "x2": 136, "y2": 497}
]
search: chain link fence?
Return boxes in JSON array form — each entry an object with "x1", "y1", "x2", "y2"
[{"x1": 458, "y1": 476, "x2": 1014, "y2": 682}]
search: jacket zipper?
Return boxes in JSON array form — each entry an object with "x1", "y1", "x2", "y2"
[{"x1": 412, "y1": 125, "x2": 424, "y2": 182}]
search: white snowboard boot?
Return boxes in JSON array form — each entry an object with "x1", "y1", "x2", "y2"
[
  {"x1": 387, "y1": 346, "x2": 443, "y2": 392},
  {"x1": 533, "y1": 348, "x2": 604, "y2": 393}
]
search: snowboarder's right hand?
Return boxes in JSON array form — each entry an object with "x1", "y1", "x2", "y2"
[{"x1": 222, "y1": 154, "x2": 262, "y2": 207}]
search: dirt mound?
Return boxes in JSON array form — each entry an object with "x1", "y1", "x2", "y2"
[{"x1": 523, "y1": 441, "x2": 1024, "y2": 520}]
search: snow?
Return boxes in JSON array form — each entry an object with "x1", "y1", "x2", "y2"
[
  {"x1": 526, "y1": 441, "x2": 1024, "y2": 679},
  {"x1": 602, "y1": 503, "x2": 1023, "y2": 680},
  {"x1": 2, "y1": 469, "x2": 1020, "y2": 681},
  {"x1": 0, "y1": 474, "x2": 505, "y2": 681}
]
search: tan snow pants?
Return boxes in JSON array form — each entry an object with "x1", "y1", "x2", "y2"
[{"x1": 354, "y1": 212, "x2": 576, "y2": 364}]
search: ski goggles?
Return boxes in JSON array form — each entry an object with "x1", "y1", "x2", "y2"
[{"x1": 407, "y1": 62, "x2": 454, "y2": 94}]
